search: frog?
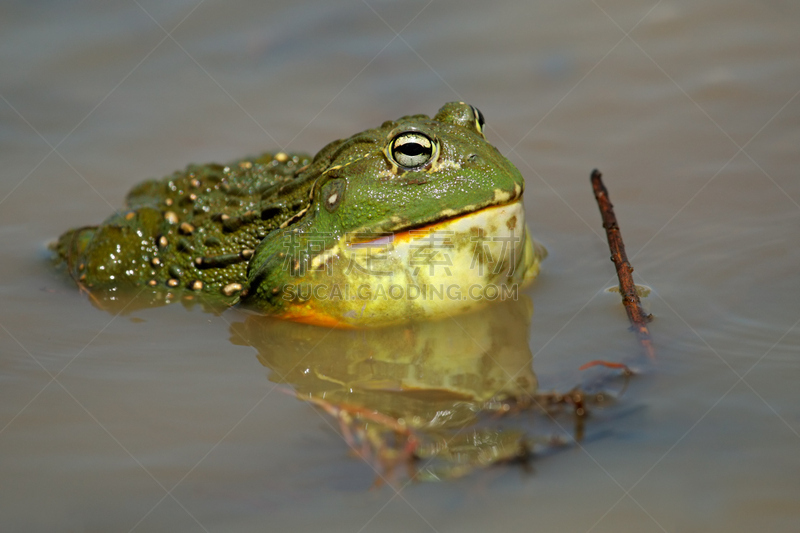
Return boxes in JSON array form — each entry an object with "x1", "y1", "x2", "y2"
[{"x1": 53, "y1": 102, "x2": 546, "y2": 327}]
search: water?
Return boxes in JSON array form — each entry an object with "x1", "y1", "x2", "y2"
[{"x1": 2, "y1": 0, "x2": 799, "y2": 531}]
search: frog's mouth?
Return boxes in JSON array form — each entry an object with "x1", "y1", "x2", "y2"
[
  {"x1": 347, "y1": 183, "x2": 525, "y2": 245},
  {"x1": 352, "y1": 198, "x2": 524, "y2": 248},
  {"x1": 341, "y1": 198, "x2": 543, "y2": 287}
]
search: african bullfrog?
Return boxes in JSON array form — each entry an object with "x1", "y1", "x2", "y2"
[{"x1": 54, "y1": 102, "x2": 545, "y2": 326}]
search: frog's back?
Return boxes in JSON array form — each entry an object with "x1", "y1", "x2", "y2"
[{"x1": 54, "y1": 152, "x2": 312, "y2": 302}]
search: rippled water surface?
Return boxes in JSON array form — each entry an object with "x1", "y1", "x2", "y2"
[{"x1": 2, "y1": 1, "x2": 799, "y2": 531}]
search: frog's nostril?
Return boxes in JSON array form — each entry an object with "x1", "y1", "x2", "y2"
[{"x1": 468, "y1": 154, "x2": 480, "y2": 162}]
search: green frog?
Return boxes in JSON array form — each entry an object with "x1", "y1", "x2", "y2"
[{"x1": 54, "y1": 102, "x2": 545, "y2": 326}]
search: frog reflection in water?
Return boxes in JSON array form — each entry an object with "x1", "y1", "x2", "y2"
[
  {"x1": 232, "y1": 297, "x2": 572, "y2": 480},
  {"x1": 54, "y1": 102, "x2": 545, "y2": 327}
]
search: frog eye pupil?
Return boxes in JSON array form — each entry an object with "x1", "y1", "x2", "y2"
[
  {"x1": 390, "y1": 132, "x2": 435, "y2": 169},
  {"x1": 397, "y1": 143, "x2": 426, "y2": 156}
]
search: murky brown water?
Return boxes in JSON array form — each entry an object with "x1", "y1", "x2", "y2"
[{"x1": 2, "y1": 1, "x2": 799, "y2": 531}]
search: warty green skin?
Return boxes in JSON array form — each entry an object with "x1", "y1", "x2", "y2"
[{"x1": 54, "y1": 102, "x2": 527, "y2": 316}]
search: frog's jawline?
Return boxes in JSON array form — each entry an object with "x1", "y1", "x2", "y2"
[{"x1": 350, "y1": 198, "x2": 522, "y2": 246}]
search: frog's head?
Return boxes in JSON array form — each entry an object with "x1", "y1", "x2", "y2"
[
  {"x1": 247, "y1": 102, "x2": 543, "y2": 326},
  {"x1": 305, "y1": 102, "x2": 523, "y2": 237}
]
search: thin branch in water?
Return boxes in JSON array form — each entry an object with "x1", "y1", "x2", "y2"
[{"x1": 590, "y1": 169, "x2": 655, "y2": 361}]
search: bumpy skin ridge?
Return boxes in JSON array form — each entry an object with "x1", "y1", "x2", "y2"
[{"x1": 54, "y1": 152, "x2": 313, "y2": 304}]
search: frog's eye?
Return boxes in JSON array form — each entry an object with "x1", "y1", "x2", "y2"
[
  {"x1": 388, "y1": 131, "x2": 437, "y2": 170},
  {"x1": 471, "y1": 105, "x2": 486, "y2": 134}
]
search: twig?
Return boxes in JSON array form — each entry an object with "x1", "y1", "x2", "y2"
[{"x1": 590, "y1": 169, "x2": 655, "y2": 361}]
